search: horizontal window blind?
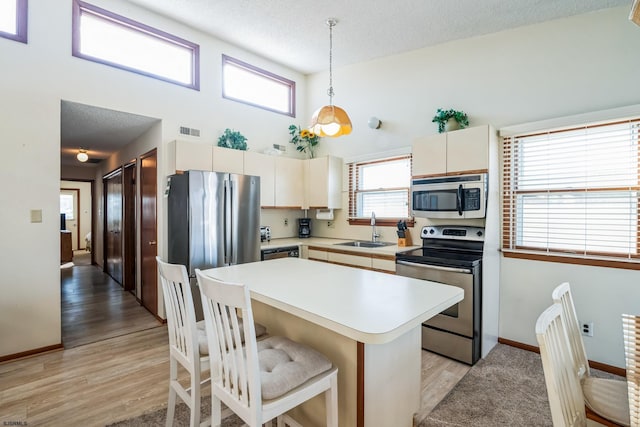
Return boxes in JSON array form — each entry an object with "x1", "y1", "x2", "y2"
[
  {"x1": 503, "y1": 119, "x2": 640, "y2": 263},
  {"x1": 348, "y1": 155, "x2": 412, "y2": 219}
]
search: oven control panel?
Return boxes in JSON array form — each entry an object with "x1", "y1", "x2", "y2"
[{"x1": 420, "y1": 226, "x2": 484, "y2": 241}]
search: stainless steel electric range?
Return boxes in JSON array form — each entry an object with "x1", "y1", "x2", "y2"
[{"x1": 396, "y1": 225, "x2": 484, "y2": 365}]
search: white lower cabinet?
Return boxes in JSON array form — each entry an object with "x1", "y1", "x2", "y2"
[{"x1": 306, "y1": 246, "x2": 396, "y2": 273}]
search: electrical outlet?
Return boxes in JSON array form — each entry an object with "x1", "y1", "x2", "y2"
[
  {"x1": 284, "y1": 218, "x2": 288, "y2": 226},
  {"x1": 581, "y1": 322, "x2": 594, "y2": 337},
  {"x1": 327, "y1": 221, "x2": 334, "y2": 228}
]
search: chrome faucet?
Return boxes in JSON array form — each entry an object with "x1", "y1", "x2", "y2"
[{"x1": 371, "y1": 211, "x2": 380, "y2": 243}]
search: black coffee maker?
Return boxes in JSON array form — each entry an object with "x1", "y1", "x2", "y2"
[{"x1": 298, "y1": 218, "x2": 311, "y2": 238}]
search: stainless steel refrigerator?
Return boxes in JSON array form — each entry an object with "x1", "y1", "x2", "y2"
[{"x1": 167, "y1": 170, "x2": 261, "y2": 318}]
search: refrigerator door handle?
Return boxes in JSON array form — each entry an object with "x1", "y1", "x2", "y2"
[{"x1": 224, "y1": 177, "x2": 233, "y2": 265}]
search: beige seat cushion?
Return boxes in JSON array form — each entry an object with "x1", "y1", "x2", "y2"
[
  {"x1": 257, "y1": 336, "x2": 332, "y2": 400},
  {"x1": 196, "y1": 319, "x2": 267, "y2": 356},
  {"x1": 582, "y1": 376, "x2": 630, "y2": 426}
]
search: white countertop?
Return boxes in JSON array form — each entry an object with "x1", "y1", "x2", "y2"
[
  {"x1": 260, "y1": 237, "x2": 420, "y2": 256},
  {"x1": 201, "y1": 257, "x2": 463, "y2": 345}
]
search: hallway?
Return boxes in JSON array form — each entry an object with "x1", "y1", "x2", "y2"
[{"x1": 61, "y1": 251, "x2": 161, "y2": 349}]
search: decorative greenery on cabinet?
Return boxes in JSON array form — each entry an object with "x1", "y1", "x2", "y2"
[
  {"x1": 217, "y1": 128, "x2": 248, "y2": 150},
  {"x1": 288, "y1": 125, "x2": 320, "y2": 158},
  {"x1": 432, "y1": 108, "x2": 469, "y2": 133}
]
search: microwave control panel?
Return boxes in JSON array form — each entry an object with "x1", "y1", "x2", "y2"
[{"x1": 464, "y1": 188, "x2": 481, "y2": 210}]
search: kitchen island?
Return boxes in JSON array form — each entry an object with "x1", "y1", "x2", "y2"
[{"x1": 201, "y1": 257, "x2": 463, "y2": 427}]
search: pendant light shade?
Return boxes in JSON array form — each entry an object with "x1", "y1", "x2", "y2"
[
  {"x1": 310, "y1": 105, "x2": 352, "y2": 137},
  {"x1": 309, "y1": 18, "x2": 352, "y2": 138}
]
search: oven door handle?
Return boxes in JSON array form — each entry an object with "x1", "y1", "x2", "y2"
[{"x1": 396, "y1": 260, "x2": 472, "y2": 274}]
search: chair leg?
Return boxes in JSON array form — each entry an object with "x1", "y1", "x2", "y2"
[
  {"x1": 190, "y1": 370, "x2": 201, "y2": 427},
  {"x1": 166, "y1": 358, "x2": 178, "y2": 427},
  {"x1": 326, "y1": 374, "x2": 339, "y2": 427},
  {"x1": 211, "y1": 395, "x2": 222, "y2": 427}
]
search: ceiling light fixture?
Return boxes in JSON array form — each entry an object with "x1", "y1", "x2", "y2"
[
  {"x1": 76, "y1": 149, "x2": 89, "y2": 162},
  {"x1": 309, "y1": 18, "x2": 352, "y2": 138}
]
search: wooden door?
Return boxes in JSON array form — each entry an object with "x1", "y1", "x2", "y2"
[
  {"x1": 140, "y1": 149, "x2": 158, "y2": 316},
  {"x1": 103, "y1": 168, "x2": 123, "y2": 285},
  {"x1": 122, "y1": 162, "x2": 136, "y2": 293}
]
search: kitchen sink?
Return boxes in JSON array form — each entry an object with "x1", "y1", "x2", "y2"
[{"x1": 335, "y1": 240, "x2": 395, "y2": 248}]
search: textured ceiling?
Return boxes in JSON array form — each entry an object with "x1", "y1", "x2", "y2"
[
  {"x1": 125, "y1": 0, "x2": 629, "y2": 74},
  {"x1": 61, "y1": 0, "x2": 631, "y2": 167},
  {"x1": 60, "y1": 101, "x2": 159, "y2": 167}
]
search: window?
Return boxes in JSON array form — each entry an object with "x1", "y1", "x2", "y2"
[
  {"x1": 72, "y1": 0, "x2": 199, "y2": 90},
  {"x1": 348, "y1": 155, "x2": 413, "y2": 226},
  {"x1": 222, "y1": 55, "x2": 295, "y2": 117},
  {"x1": 502, "y1": 118, "x2": 640, "y2": 269},
  {"x1": 60, "y1": 194, "x2": 75, "y2": 220},
  {"x1": 0, "y1": 0, "x2": 27, "y2": 43}
]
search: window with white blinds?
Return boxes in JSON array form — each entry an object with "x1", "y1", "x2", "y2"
[
  {"x1": 502, "y1": 118, "x2": 640, "y2": 268},
  {"x1": 348, "y1": 156, "x2": 412, "y2": 223}
]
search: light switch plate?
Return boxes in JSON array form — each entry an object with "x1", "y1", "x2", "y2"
[{"x1": 30, "y1": 209, "x2": 43, "y2": 223}]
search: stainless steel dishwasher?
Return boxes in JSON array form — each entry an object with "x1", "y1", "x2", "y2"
[{"x1": 260, "y1": 245, "x2": 299, "y2": 261}]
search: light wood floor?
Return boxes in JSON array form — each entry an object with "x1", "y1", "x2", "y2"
[
  {"x1": 0, "y1": 326, "x2": 469, "y2": 426},
  {"x1": 0, "y1": 258, "x2": 470, "y2": 426},
  {"x1": 61, "y1": 252, "x2": 161, "y2": 348}
]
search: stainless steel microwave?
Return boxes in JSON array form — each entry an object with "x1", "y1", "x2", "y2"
[{"x1": 411, "y1": 173, "x2": 487, "y2": 219}]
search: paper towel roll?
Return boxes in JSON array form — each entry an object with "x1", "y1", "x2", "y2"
[{"x1": 316, "y1": 209, "x2": 334, "y2": 220}]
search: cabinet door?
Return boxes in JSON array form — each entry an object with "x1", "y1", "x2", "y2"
[
  {"x1": 275, "y1": 157, "x2": 304, "y2": 208},
  {"x1": 304, "y1": 156, "x2": 343, "y2": 209},
  {"x1": 212, "y1": 146, "x2": 244, "y2": 174},
  {"x1": 168, "y1": 140, "x2": 213, "y2": 173},
  {"x1": 244, "y1": 151, "x2": 275, "y2": 207},
  {"x1": 412, "y1": 133, "x2": 446, "y2": 176},
  {"x1": 446, "y1": 125, "x2": 489, "y2": 173}
]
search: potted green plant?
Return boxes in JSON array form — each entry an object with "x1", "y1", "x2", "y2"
[
  {"x1": 217, "y1": 128, "x2": 248, "y2": 150},
  {"x1": 288, "y1": 124, "x2": 320, "y2": 158},
  {"x1": 432, "y1": 108, "x2": 469, "y2": 133}
]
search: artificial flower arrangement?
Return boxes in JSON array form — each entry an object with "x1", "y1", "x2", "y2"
[{"x1": 288, "y1": 125, "x2": 320, "y2": 158}]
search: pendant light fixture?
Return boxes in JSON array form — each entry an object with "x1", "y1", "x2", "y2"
[
  {"x1": 76, "y1": 149, "x2": 88, "y2": 162},
  {"x1": 309, "y1": 18, "x2": 352, "y2": 138}
]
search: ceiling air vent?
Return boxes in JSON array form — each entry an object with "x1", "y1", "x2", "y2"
[{"x1": 179, "y1": 126, "x2": 200, "y2": 137}]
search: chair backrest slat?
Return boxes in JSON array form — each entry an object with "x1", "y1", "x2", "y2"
[
  {"x1": 552, "y1": 282, "x2": 590, "y2": 379},
  {"x1": 197, "y1": 269, "x2": 261, "y2": 417},
  {"x1": 157, "y1": 257, "x2": 199, "y2": 364},
  {"x1": 622, "y1": 313, "x2": 640, "y2": 427},
  {"x1": 536, "y1": 303, "x2": 587, "y2": 427}
]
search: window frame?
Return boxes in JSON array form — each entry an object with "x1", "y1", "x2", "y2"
[
  {"x1": 71, "y1": 0, "x2": 200, "y2": 90},
  {"x1": 348, "y1": 155, "x2": 414, "y2": 227},
  {"x1": 502, "y1": 118, "x2": 640, "y2": 270},
  {"x1": 0, "y1": 0, "x2": 28, "y2": 43},
  {"x1": 221, "y1": 54, "x2": 296, "y2": 117}
]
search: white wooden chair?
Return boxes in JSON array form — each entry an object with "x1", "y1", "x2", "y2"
[
  {"x1": 195, "y1": 269, "x2": 338, "y2": 427},
  {"x1": 622, "y1": 314, "x2": 640, "y2": 427},
  {"x1": 157, "y1": 257, "x2": 210, "y2": 427},
  {"x1": 552, "y1": 283, "x2": 630, "y2": 426},
  {"x1": 536, "y1": 303, "x2": 590, "y2": 427}
]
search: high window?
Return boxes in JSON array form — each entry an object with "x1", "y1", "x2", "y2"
[
  {"x1": 347, "y1": 155, "x2": 413, "y2": 226},
  {"x1": 72, "y1": 0, "x2": 200, "y2": 90},
  {"x1": 0, "y1": 0, "x2": 27, "y2": 43},
  {"x1": 222, "y1": 55, "x2": 296, "y2": 117},
  {"x1": 502, "y1": 118, "x2": 640, "y2": 269}
]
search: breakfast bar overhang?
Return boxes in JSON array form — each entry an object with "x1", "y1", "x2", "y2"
[{"x1": 201, "y1": 257, "x2": 463, "y2": 427}]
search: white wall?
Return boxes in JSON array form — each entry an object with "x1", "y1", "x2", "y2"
[
  {"x1": 0, "y1": 0, "x2": 306, "y2": 358},
  {"x1": 305, "y1": 7, "x2": 640, "y2": 368},
  {"x1": 2, "y1": 1, "x2": 638, "y2": 366}
]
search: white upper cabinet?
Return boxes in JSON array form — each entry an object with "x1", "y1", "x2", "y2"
[
  {"x1": 212, "y1": 146, "x2": 244, "y2": 174},
  {"x1": 274, "y1": 156, "x2": 304, "y2": 208},
  {"x1": 304, "y1": 156, "x2": 343, "y2": 209},
  {"x1": 168, "y1": 140, "x2": 213, "y2": 174},
  {"x1": 244, "y1": 151, "x2": 275, "y2": 207},
  {"x1": 412, "y1": 125, "x2": 492, "y2": 176}
]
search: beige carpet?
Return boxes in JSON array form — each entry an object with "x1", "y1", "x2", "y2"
[{"x1": 421, "y1": 343, "x2": 623, "y2": 427}]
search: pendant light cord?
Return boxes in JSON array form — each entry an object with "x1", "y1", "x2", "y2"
[{"x1": 327, "y1": 19, "x2": 336, "y2": 106}]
